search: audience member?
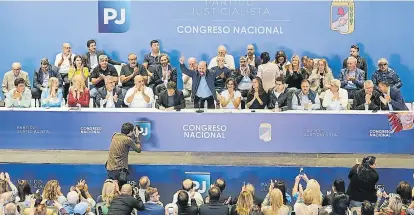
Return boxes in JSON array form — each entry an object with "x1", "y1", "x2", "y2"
[
  {"x1": 351, "y1": 80, "x2": 381, "y2": 110},
  {"x1": 322, "y1": 179, "x2": 345, "y2": 206},
  {"x1": 142, "y1": 187, "x2": 164, "y2": 215},
  {"x1": 361, "y1": 200, "x2": 375, "y2": 215},
  {"x1": 331, "y1": 194, "x2": 350, "y2": 215},
  {"x1": 292, "y1": 80, "x2": 321, "y2": 110},
  {"x1": 0, "y1": 172, "x2": 18, "y2": 206},
  {"x1": 156, "y1": 81, "x2": 185, "y2": 110},
  {"x1": 267, "y1": 76, "x2": 291, "y2": 111},
  {"x1": 90, "y1": 55, "x2": 119, "y2": 104},
  {"x1": 377, "y1": 81, "x2": 408, "y2": 111},
  {"x1": 68, "y1": 55, "x2": 89, "y2": 87},
  {"x1": 120, "y1": 53, "x2": 148, "y2": 96},
  {"x1": 182, "y1": 58, "x2": 196, "y2": 98},
  {"x1": 219, "y1": 78, "x2": 241, "y2": 109},
  {"x1": 176, "y1": 190, "x2": 198, "y2": 215},
  {"x1": 124, "y1": 75, "x2": 155, "y2": 108},
  {"x1": 67, "y1": 75, "x2": 90, "y2": 108},
  {"x1": 322, "y1": 79, "x2": 348, "y2": 110},
  {"x1": 172, "y1": 179, "x2": 204, "y2": 207},
  {"x1": 273, "y1": 50, "x2": 290, "y2": 77},
  {"x1": 143, "y1": 40, "x2": 161, "y2": 69},
  {"x1": 285, "y1": 55, "x2": 304, "y2": 89},
  {"x1": 261, "y1": 189, "x2": 290, "y2": 215},
  {"x1": 139, "y1": 176, "x2": 151, "y2": 202},
  {"x1": 107, "y1": 184, "x2": 145, "y2": 215},
  {"x1": 148, "y1": 54, "x2": 178, "y2": 96},
  {"x1": 233, "y1": 56, "x2": 257, "y2": 108},
  {"x1": 339, "y1": 56, "x2": 365, "y2": 99},
  {"x1": 40, "y1": 77, "x2": 63, "y2": 108},
  {"x1": 262, "y1": 180, "x2": 292, "y2": 207},
  {"x1": 342, "y1": 45, "x2": 368, "y2": 80},
  {"x1": 84, "y1": 39, "x2": 122, "y2": 71},
  {"x1": 32, "y1": 58, "x2": 62, "y2": 106},
  {"x1": 309, "y1": 59, "x2": 334, "y2": 97},
  {"x1": 208, "y1": 45, "x2": 235, "y2": 70},
  {"x1": 371, "y1": 58, "x2": 402, "y2": 90},
  {"x1": 199, "y1": 186, "x2": 229, "y2": 215},
  {"x1": 95, "y1": 76, "x2": 123, "y2": 108},
  {"x1": 257, "y1": 52, "x2": 279, "y2": 91},
  {"x1": 245, "y1": 44, "x2": 261, "y2": 69},
  {"x1": 54, "y1": 43, "x2": 76, "y2": 102},
  {"x1": 4, "y1": 78, "x2": 32, "y2": 108},
  {"x1": 246, "y1": 77, "x2": 268, "y2": 109},
  {"x1": 231, "y1": 190, "x2": 254, "y2": 215},
  {"x1": 2, "y1": 62, "x2": 30, "y2": 97}
]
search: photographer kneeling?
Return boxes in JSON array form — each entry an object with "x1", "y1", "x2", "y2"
[{"x1": 106, "y1": 122, "x2": 142, "y2": 188}]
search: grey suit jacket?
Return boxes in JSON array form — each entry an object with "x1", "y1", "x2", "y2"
[
  {"x1": 2, "y1": 71, "x2": 31, "y2": 94},
  {"x1": 95, "y1": 86, "x2": 124, "y2": 107}
]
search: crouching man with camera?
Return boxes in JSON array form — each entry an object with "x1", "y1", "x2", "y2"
[{"x1": 106, "y1": 122, "x2": 142, "y2": 188}]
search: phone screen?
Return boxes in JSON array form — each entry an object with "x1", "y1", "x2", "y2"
[
  {"x1": 168, "y1": 207, "x2": 174, "y2": 215},
  {"x1": 299, "y1": 168, "x2": 304, "y2": 175}
]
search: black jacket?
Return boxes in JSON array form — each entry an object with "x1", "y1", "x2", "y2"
[
  {"x1": 351, "y1": 89, "x2": 381, "y2": 110},
  {"x1": 285, "y1": 70, "x2": 304, "y2": 89},
  {"x1": 107, "y1": 194, "x2": 145, "y2": 215},
  {"x1": 232, "y1": 65, "x2": 257, "y2": 86},
  {"x1": 178, "y1": 198, "x2": 198, "y2": 215},
  {"x1": 346, "y1": 164, "x2": 379, "y2": 203},
  {"x1": 156, "y1": 90, "x2": 185, "y2": 110},
  {"x1": 267, "y1": 87, "x2": 291, "y2": 110},
  {"x1": 148, "y1": 64, "x2": 178, "y2": 86},
  {"x1": 95, "y1": 86, "x2": 124, "y2": 107},
  {"x1": 33, "y1": 65, "x2": 63, "y2": 90},
  {"x1": 199, "y1": 200, "x2": 230, "y2": 215}
]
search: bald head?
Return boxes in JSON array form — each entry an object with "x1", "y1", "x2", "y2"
[
  {"x1": 182, "y1": 179, "x2": 193, "y2": 191},
  {"x1": 247, "y1": 44, "x2": 255, "y2": 56},
  {"x1": 121, "y1": 184, "x2": 133, "y2": 195},
  {"x1": 198, "y1": 61, "x2": 207, "y2": 74},
  {"x1": 4, "y1": 203, "x2": 16, "y2": 215},
  {"x1": 139, "y1": 176, "x2": 150, "y2": 189}
]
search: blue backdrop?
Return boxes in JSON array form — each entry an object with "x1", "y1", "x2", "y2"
[
  {"x1": 0, "y1": 1, "x2": 413, "y2": 101},
  {"x1": 0, "y1": 110, "x2": 413, "y2": 154},
  {"x1": 0, "y1": 164, "x2": 412, "y2": 205}
]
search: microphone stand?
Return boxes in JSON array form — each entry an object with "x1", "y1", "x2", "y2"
[{"x1": 196, "y1": 99, "x2": 204, "y2": 113}]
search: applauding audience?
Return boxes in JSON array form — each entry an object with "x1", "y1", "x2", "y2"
[
  {"x1": 41, "y1": 77, "x2": 63, "y2": 108},
  {"x1": 5, "y1": 78, "x2": 32, "y2": 108},
  {"x1": 96, "y1": 76, "x2": 124, "y2": 108},
  {"x1": 219, "y1": 78, "x2": 241, "y2": 109},
  {"x1": 246, "y1": 77, "x2": 268, "y2": 109},
  {"x1": 124, "y1": 75, "x2": 154, "y2": 108},
  {"x1": 322, "y1": 79, "x2": 349, "y2": 110},
  {"x1": 68, "y1": 75, "x2": 90, "y2": 108}
]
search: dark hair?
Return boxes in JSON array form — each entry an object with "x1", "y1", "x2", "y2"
[
  {"x1": 379, "y1": 81, "x2": 390, "y2": 87},
  {"x1": 215, "y1": 178, "x2": 226, "y2": 192},
  {"x1": 73, "y1": 55, "x2": 86, "y2": 71},
  {"x1": 225, "y1": 78, "x2": 236, "y2": 90},
  {"x1": 208, "y1": 186, "x2": 221, "y2": 201},
  {"x1": 275, "y1": 76, "x2": 285, "y2": 84},
  {"x1": 260, "y1": 52, "x2": 270, "y2": 64},
  {"x1": 121, "y1": 123, "x2": 134, "y2": 135},
  {"x1": 274, "y1": 180, "x2": 287, "y2": 205},
  {"x1": 361, "y1": 200, "x2": 374, "y2": 215},
  {"x1": 177, "y1": 190, "x2": 189, "y2": 206},
  {"x1": 331, "y1": 194, "x2": 349, "y2": 215},
  {"x1": 249, "y1": 77, "x2": 266, "y2": 96},
  {"x1": 150, "y1": 40, "x2": 159, "y2": 46},
  {"x1": 351, "y1": 45, "x2": 360, "y2": 51},
  {"x1": 357, "y1": 156, "x2": 377, "y2": 181},
  {"x1": 87, "y1": 39, "x2": 96, "y2": 48},
  {"x1": 14, "y1": 78, "x2": 26, "y2": 87},
  {"x1": 166, "y1": 81, "x2": 176, "y2": 90},
  {"x1": 275, "y1": 50, "x2": 287, "y2": 64},
  {"x1": 333, "y1": 179, "x2": 345, "y2": 193},
  {"x1": 17, "y1": 180, "x2": 32, "y2": 202},
  {"x1": 396, "y1": 181, "x2": 412, "y2": 205}
]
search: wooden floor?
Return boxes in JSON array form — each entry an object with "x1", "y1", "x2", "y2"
[{"x1": 0, "y1": 150, "x2": 413, "y2": 169}]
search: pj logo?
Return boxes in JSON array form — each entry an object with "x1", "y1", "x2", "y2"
[
  {"x1": 185, "y1": 172, "x2": 211, "y2": 196},
  {"x1": 98, "y1": 1, "x2": 131, "y2": 33},
  {"x1": 134, "y1": 121, "x2": 151, "y2": 141}
]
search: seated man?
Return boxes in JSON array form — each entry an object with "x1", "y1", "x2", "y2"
[
  {"x1": 377, "y1": 81, "x2": 408, "y2": 111},
  {"x1": 339, "y1": 56, "x2": 365, "y2": 99},
  {"x1": 371, "y1": 58, "x2": 402, "y2": 90},
  {"x1": 322, "y1": 79, "x2": 349, "y2": 110},
  {"x1": 292, "y1": 80, "x2": 321, "y2": 110},
  {"x1": 96, "y1": 76, "x2": 124, "y2": 108},
  {"x1": 172, "y1": 179, "x2": 204, "y2": 207},
  {"x1": 351, "y1": 80, "x2": 381, "y2": 110},
  {"x1": 267, "y1": 76, "x2": 291, "y2": 111},
  {"x1": 148, "y1": 54, "x2": 177, "y2": 96},
  {"x1": 199, "y1": 186, "x2": 229, "y2": 215},
  {"x1": 142, "y1": 187, "x2": 164, "y2": 215},
  {"x1": 2, "y1": 62, "x2": 30, "y2": 97},
  {"x1": 5, "y1": 78, "x2": 32, "y2": 108},
  {"x1": 120, "y1": 53, "x2": 148, "y2": 96},
  {"x1": 156, "y1": 81, "x2": 185, "y2": 110},
  {"x1": 124, "y1": 75, "x2": 154, "y2": 108},
  {"x1": 90, "y1": 55, "x2": 119, "y2": 105},
  {"x1": 32, "y1": 58, "x2": 62, "y2": 106},
  {"x1": 107, "y1": 184, "x2": 145, "y2": 215}
]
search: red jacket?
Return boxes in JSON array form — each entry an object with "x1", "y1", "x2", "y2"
[{"x1": 68, "y1": 88, "x2": 90, "y2": 107}]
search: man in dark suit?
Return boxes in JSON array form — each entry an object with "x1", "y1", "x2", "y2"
[
  {"x1": 342, "y1": 45, "x2": 368, "y2": 80},
  {"x1": 107, "y1": 184, "x2": 145, "y2": 215},
  {"x1": 32, "y1": 58, "x2": 62, "y2": 106},
  {"x1": 156, "y1": 81, "x2": 185, "y2": 110},
  {"x1": 377, "y1": 81, "x2": 408, "y2": 111},
  {"x1": 352, "y1": 80, "x2": 381, "y2": 110},
  {"x1": 148, "y1": 54, "x2": 177, "y2": 96},
  {"x1": 199, "y1": 187, "x2": 229, "y2": 215},
  {"x1": 180, "y1": 56, "x2": 230, "y2": 109},
  {"x1": 95, "y1": 76, "x2": 124, "y2": 108},
  {"x1": 84, "y1": 39, "x2": 123, "y2": 70}
]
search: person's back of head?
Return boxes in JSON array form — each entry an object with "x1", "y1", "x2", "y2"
[
  {"x1": 182, "y1": 179, "x2": 193, "y2": 191},
  {"x1": 396, "y1": 181, "x2": 412, "y2": 205},
  {"x1": 208, "y1": 186, "x2": 221, "y2": 202},
  {"x1": 139, "y1": 176, "x2": 150, "y2": 189},
  {"x1": 361, "y1": 200, "x2": 374, "y2": 215},
  {"x1": 331, "y1": 194, "x2": 349, "y2": 215},
  {"x1": 121, "y1": 184, "x2": 133, "y2": 196},
  {"x1": 177, "y1": 190, "x2": 189, "y2": 206},
  {"x1": 4, "y1": 203, "x2": 17, "y2": 215},
  {"x1": 274, "y1": 180, "x2": 288, "y2": 205},
  {"x1": 215, "y1": 178, "x2": 226, "y2": 192},
  {"x1": 333, "y1": 179, "x2": 345, "y2": 193}
]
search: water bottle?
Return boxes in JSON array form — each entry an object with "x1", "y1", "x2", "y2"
[
  {"x1": 100, "y1": 99, "x2": 104, "y2": 108},
  {"x1": 61, "y1": 99, "x2": 66, "y2": 108},
  {"x1": 204, "y1": 100, "x2": 208, "y2": 112},
  {"x1": 364, "y1": 103, "x2": 369, "y2": 111},
  {"x1": 275, "y1": 100, "x2": 279, "y2": 111}
]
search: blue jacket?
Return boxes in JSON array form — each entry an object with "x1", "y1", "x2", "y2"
[
  {"x1": 33, "y1": 65, "x2": 63, "y2": 90},
  {"x1": 180, "y1": 64, "x2": 228, "y2": 99},
  {"x1": 381, "y1": 87, "x2": 408, "y2": 111},
  {"x1": 140, "y1": 202, "x2": 164, "y2": 215},
  {"x1": 339, "y1": 68, "x2": 365, "y2": 90}
]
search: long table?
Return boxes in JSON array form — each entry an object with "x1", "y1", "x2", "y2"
[{"x1": 0, "y1": 108, "x2": 413, "y2": 154}]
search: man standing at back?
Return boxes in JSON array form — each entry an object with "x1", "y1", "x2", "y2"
[{"x1": 106, "y1": 122, "x2": 142, "y2": 188}]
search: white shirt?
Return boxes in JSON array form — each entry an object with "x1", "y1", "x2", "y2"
[
  {"x1": 221, "y1": 90, "x2": 241, "y2": 109},
  {"x1": 104, "y1": 91, "x2": 115, "y2": 108},
  {"x1": 208, "y1": 55, "x2": 235, "y2": 70},
  {"x1": 124, "y1": 86, "x2": 154, "y2": 108},
  {"x1": 182, "y1": 74, "x2": 192, "y2": 90},
  {"x1": 257, "y1": 62, "x2": 279, "y2": 91},
  {"x1": 322, "y1": 88, "x2": 349, "y2": 110},
  {"x1": 90, "y1": 53, "x2": 99, "y2": 70},
  {"x1": 54, "y1": 53, "x2": 76, "y2": 74}
]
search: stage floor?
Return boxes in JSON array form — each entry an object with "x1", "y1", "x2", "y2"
[{"x1": 0, "y1": 150, "x2": 413, "y2": 169}]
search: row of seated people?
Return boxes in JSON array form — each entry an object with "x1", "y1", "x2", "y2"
[
  {"x1": 0, "y1": 157, "x2": 413, "y2": 215},
  {"x1": 2, "y1": 72, "x2": 408, "y2": 111}
]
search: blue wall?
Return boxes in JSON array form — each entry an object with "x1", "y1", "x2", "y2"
[
  {"x1": 0, "y1": 1, "x2": 413, "y2": 100},
  {"x1": 0, "y1": 164, "x2": 412, "y2": 205}
]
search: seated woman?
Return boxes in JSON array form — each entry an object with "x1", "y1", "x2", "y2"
[
  {"x1": 308, "y1": 59, "x2": 334, "y2": 98},
  {"x1": 41, "y1": 77, "x2": 63, "y2": 107},
  {"x1": 67, "y1": 75, "x2": 90, "y2": 108},
  {"x1": 219, "y1": 78, "x2": 241, "y2": 109},
  {"x1": 246, "y1": 77, "x2": 268, "y2": 109}
]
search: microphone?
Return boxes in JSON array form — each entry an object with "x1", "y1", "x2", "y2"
[{"x1": 196, "y1": 99, "x2": 204, "y2": 113}]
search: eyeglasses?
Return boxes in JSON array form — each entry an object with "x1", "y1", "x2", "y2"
[{"x1": 378, "y1": 63, "x2": 387, "y2": 66}]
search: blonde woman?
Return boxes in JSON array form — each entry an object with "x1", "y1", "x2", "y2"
[
  {"x1": 294, "y1": 188, "x2": 322, "y2": 215},
  {"x1": 308, "y1": 59, "x2": 334, "y2": 97},
  {"x1": 68, "y1": 55, "x2": 89, "y2": 84},
  {"x1": 42, "y1": 180, "x2": 64, "y2": 206},
  {"x1": 41, "y1": 77, "x2": 63, "y2": 107},
  {"x1": 99, "y1": 179, "x2": 120, "y2": 215},
  {"x1": 285, "y1": 55, "x2": 304, "y2": 89},
  {"x1": 68, "y1": 75, "x2": 90, "y2": 107},
  {"x1": 231, "y1": 190, "x2": 254, "y2": 215},
  {"x1": 262, "y1": 189, "x2": 290, "y2": 215}
]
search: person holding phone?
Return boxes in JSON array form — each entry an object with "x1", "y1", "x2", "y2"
[{"x1": 106, "y1": 123, "x2": 142, "y2": 188}]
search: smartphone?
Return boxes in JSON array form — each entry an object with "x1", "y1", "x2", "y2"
[
  {"x1": 168, "y1": 207, "x2": 174, "y2": 215},
  {"x1": 299, "y1": 168, "x2": 304, "y2": 176}
]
